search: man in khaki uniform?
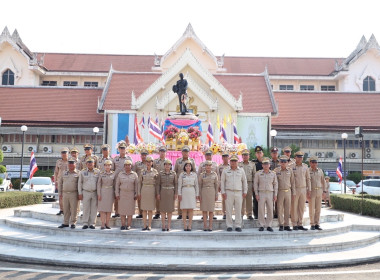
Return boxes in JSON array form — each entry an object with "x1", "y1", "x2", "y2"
[
  {"x1": 79, "y1": 144, "x2": 98, "y2": 170},
  {"x1": 218, "y1": 152, "x2": 230, "y2": 219},
  {"x1": 152, "y1": 146, "x2": 169, "y2": 219},
  {"x1": 78, "y1": 157, "x2": 100, "y2": 229},
  {"x1": 174, "y1": 146, "x2": 196, "y2": 219},
  {"x1": 308, "y1": 156, "x2": 326, "y2": 230},
  {"x1": 254, "y1": 157, "x2": 278, "y2": 232},
  {"x1": 97, "y1": 144, "x2": 114, "y2": 173},
  {"x1": 70, "y1": 147, "x2": 80, "y2": 166},
  {"x1": 324, "y1": 176, "x2": 331, "y2": 207},
  {"x1": 274, "y1": 155, "x2": 295, "y2": 231},
  {"x1": 270, "y1": 147, "x2": 280, "y2": 219},
  {"x1": 133, "y1": 148, "x2": 149, "y2": 218},
  {"x1": 283, "y1": 146, "x2": 296, "y2": 167},
  {"x1": 54, "y1": 147, "x2": 69, "y2": 216},
  {"x1": 239, "y1": 149, "x2": 256, "y2": 220},
  {"x1": 112, "y1": 141, "x2": 133, "y2": 218},
  {"x1": 221, "y1": 155, "x2": 247, "y2": 232},
  {"x1": 291, "y1": 151, "x2": 311, "y2": 231},
  {"x1": 58, "y1": 158, "x2": 79, "y2": 229}
]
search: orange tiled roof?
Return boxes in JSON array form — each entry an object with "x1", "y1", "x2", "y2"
[
  {"x1": 272, "y1": 91, "x2": 380, "y2": 130},
  {"x1": 0, "y1": 87, "x2": 103, "y2": 127}
]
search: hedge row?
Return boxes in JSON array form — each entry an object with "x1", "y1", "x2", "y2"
[
  {"x1": 357, "y1": 194, "x2": 380, "y2": 201},
  {"x1": 0, "y1": 191, "x2": 43, "y2": 209},
  {"x1": 330, "y1": 194, "x2": 380, "y2": 218}
]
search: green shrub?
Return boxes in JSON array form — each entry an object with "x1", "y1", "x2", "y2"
[
  {"x1": 34, "y1": 169, "x2": 54, "y2": 177},
  {"x1": 0, "y1": 192, "x2": 43, "y2": 209},
  {"x1": 330, "y1": 194, "x2": 380, "y2": 218}
]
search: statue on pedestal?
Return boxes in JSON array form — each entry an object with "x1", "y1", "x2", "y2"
[{"x1": 172, "y1": 73, "x2": 188, "y2": 115}]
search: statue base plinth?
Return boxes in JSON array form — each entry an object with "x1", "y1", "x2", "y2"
[{"x1": 167, "y1": 113, "x2": 198, "y2": 120}]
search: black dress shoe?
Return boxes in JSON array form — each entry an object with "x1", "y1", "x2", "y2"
[
  {"x1": 315, "y1": 225, "x2": 322, "y2": 230},
  {"x1": 203, "y1": 229, "x2": 208, "y2": 231},
  {"x1": 310, "y1": 225, "x2": 315, "y2": 230},
  {"x1": 259, "y1": 227, "x2": 264, "y2": 231},
  {"x1": 97, "y1": 213, "x2": 100, "y2": 217},
  {"x1": 153, "y1": 214, "x2": 160, "y2": 219},
  {"x1": 126, "y1": 226, "x2": 131, "y2": 230},
  {"x1": 162, "y1": 228, "x2": 166, "y2": 231},
  {"x1": 284, "y1": 226, "x2": 292, "y2": 231},
  {"x1": 274, "y1": 215, "x2": 278, "y2": 219},
  {"x1": 89, "y1": 225, "x2": 95, "y2": 229},
  {"x1": 142, "y1": 226, "x2": 148, "y2": 231},
  {"x1": 298, "y1": 226, "x2": 308, "y2": 231},
  {"x1": 235, "y1": 227, "x2": 242, "y2": 232},
  {"x1": 120, "y1": 226, "x2": 126, "y2": 230},
  {"x1": 267, "y1": 227, "x2": 274, "y2": 232},
  {"x1": 279, "y1": 226, "x2": 284, "y2": 231},
  {"x1": 135, "y1": 214, "x2": 143, "y2": 219},
  {"x1": 254, "y1": 216, "x2": 258, "y2": 219},
  {"x1": 293, "y1": 226, "x2": 298, "y2": 231},
  {"x1": 58, "y1": 224, "x2": 69, "y2": 229},
  {"x1": 227, "y1": 227, "x2": 233, "y2": 232},
  {"x1": 167, "y1": 228, "x2": 170, "y2": 231},
  {"x1": 56, "y1": 211, "x2": 63, "y2": 216},
  {"x1": 187, "y1": 228, "x2": 191, "y2": 231},
  {"x1": 101, "y1": 227, "x2": 105, "y2": 230},
  {"x1": 82, "y1": 225, "x2": 88, "y2": 229},
  {"x1": 208, "y1": 229, "x2": 212, "y2": 231},
  {"x1": 112, "y1": 213, "x2": 120, "y2": 218},
  {"x1": 223, "y1": 215, "x2": 226, "y2": 220},
  {"x1": 105, "y1": 226, "x2": 111, "y2": 229},
  {"x1": 177, "y1": 215, "x2": 182, "y2": 219},
  {"x1": 71, "y1": 224, "x2": 75, "y2": 229},
  {"x1": 213, "y1": 216, "x2": 217, "y2": 220},
  {"x1": 248, "y1": 216, "x2": 254, "y2": 220}
]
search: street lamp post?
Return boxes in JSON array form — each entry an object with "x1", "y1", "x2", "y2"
[
  {"x1": 93, "y1": 127, "x2": 99, "y2": 156},
  {"x1": 341, "y1": 133, "x2": 348, "y2": 194},
  {"x1": 19, "y1": 125, "x2": 28, "y2": 191},
  {"x1": 270, "y1": 129, "x2": 277, "y2": 147}
]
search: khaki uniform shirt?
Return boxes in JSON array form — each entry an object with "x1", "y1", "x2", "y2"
[
  {"x1": 156, "y1": 170, "x2": 178, "y2": 195},
  {"x1": 79, "y1": 154, "x2": 98, "y2": 170},
  {"x1": 97, "y1": 156, "x2": 115, "y2": 173},
  {"x1": 115, "y1": 171, "x2": 139, "y2": 197},
  {"x1": 197, "y1": 161, "x2": 218, "y2": 178},
  {"x1": 292, "y1": 163, "x2": 311, "y2": 191},
  {"x1": 218, "y1": 163, "x2": 229, "y2": 188},
  {"x1": 238, "y1": 161, "x2": 256, "y2": 182},
  {"x1": 254, "y1": 170, "x2": 278, "y2": 196},
  {"x1": 270, "y1": 158, "x2": 280, "y2": 170},
  {"x1": 96, "y1": 171, "x2": 116, "y2": 194},
  {"x1": 138, "y1": 168, "x2": 158, "y2": 196},
  {"x1": 54, "y1": 159, "x2": 68, "y2": 189},
  {"x1": 113, "y1": 155, "x2": 133, "y2": 177},
  {"x1": 309, "y1": 168, "x2": 326, "y2": 192},
  {"x1": 198, "y1": 171, "x2": 218, "y2": 198},
  {"x1": 133, "y1": 160, "x2": 148, "y2": 177},
  {"x1": 273, "y1": 166, "x2": 295, "y2": 194},
  {"x1": 178, "y1": 172, "x2": 199, "y2": 196},
  {"x1": 153, "y1": 157, "x2": 169, "y2": 173},
  {"x1": 220, "y1": 167, "x2": 248, "y2": 194},
  {"x1": 78, "y1": 168, "x2": 100, "y2": 195},
  {"x1": 58, "y1": 169, "x2": 79, "y2": 195},
  {"x1": 174, "y1": 157, "x2": 196, "y2": 178},
  {"x1": 287, "y1": 158, "x2": 296, "y2": 168}
]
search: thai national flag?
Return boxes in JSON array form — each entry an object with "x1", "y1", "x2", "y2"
[
  {"x1": 149, "y1": 119, "x2": 165, "y2": 145},
  {"x1": 206, "y1": 121, "x2": 214, "y2": 146},
  {"x1": 233, "y1": 121, "x2": 240, "y2": 144},
  {"x1": 336, "y1": 157, "x2": 343, "y2": 183},
  {"x1": 29, "y1": 151, "x2": 38, "y2": 179},
  {"x1": 147, "y1": 113, "x2": 151, "y2": 127},
  {"x1": 219, "y1": 125, "x2": 227, "y2": 143},
  {"x1": 139, "y1": 113, "x2": 145, "y2": 129},
  {"x1": 134, "y1": 114, "x2": 144, "y2": 145}
]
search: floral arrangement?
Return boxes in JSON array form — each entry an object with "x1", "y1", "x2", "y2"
[
  {"x1": 136, "y1": 142, "x2": 147, "y2": 153},
  {"x1": 164, "y1": 125, "x2": 179, "y2": 139},
  {"x1": 187, "y1": 126, "x2": 202, "y2": 139},
  {"x1": 146, "y1": 143, "x2": 156, "y2": 154},
  {"x1": 200, "y1": 144, "x2": 209, "y2": 154},
  {"x1": 210, "y1": 143, "x2": 220, "y2": 154},
  {"x1": 127, "y1": 144, "x2": 136, "y2": 154},
  {"x1": 237, "y1": 143, "x2": 248, "y2": 155}
]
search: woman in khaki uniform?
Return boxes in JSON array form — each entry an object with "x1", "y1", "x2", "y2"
[
  {"x1": 138, "y1": 156, "x2": 158, "y2": 231},
  {"x1": 97, "y1": 160, "x2": 115, "y2": 229},
  {"x1": 325, "y1": 176, "x2": 331, "y2": 207},
  {"x1": 115, "y1": 160, "x2": 138, "y2": 230},
  {"x1": 178, "y1": 161, "x2": 199, "y2": 231},
  {"x1": 199, "y1": 161, "x2": 218, "y2": 231},
  {"x1": 156, "y1": 159, "x2": 177, "y2": 231}
]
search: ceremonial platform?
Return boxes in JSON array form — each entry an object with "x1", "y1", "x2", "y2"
[{"x1": 0, "y1": 203, "x2": 380, "y2": 271}]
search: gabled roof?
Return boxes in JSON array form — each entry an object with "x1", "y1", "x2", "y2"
[
  {"x1": 0, "y1": 87, "x2": 103, "y2": 127},
  {"x1": 272, "y1": 91, "x2": 380, "y2": 131},
  {"x1": 0, "y1": 26, "x2": 34, "y2": 60}
]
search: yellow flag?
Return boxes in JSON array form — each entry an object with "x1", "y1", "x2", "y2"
[
  {"x1": 223, "y1": 115, "x2": 227, "y2": 128},
  {"x1": 217, "y1": 114, "x2": 220, "y2": 129},
  {"x1": 228, "y1": 113, "x2": 232, "y2": 124}
]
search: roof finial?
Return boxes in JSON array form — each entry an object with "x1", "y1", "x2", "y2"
[
  {"x1": 183, "y1": 23, "x2": 195, "y2": 37},
  {"x1": 1, "y1": 26, "x2": 11, "y2": 38},
  {"x1": 11, "y1": 29, "x2": 21, "y2": 42}
]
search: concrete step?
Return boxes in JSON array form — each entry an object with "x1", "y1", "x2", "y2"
[{"x1": 16, "y1": 209, "x2": 344, "y2": 230}]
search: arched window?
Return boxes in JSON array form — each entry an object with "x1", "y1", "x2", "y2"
[
  {"x1": 2, "y1": 69, "x2": 14, "y2": 85},
  {"x1": 363, "y1": 76, "x2": 375, "y2": 91}
]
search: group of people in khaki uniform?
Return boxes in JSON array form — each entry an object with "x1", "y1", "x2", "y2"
[{"x1": 55, "y1": 141, "x2": 328, "y2": 232}]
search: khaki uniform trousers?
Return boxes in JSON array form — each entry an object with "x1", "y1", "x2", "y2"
[
  {"x1": 225, "y1": 190, "x2": 243, "y2": 228},
  {"x1": 277, "y1": 189, "x2": 291, "y2": 226},
  {"x1": 82, "y1": 191, "x2": 98, "y2": 226},
  {"x1": 63, "y1": 192, "x2": 78, "y2": 225},
  {"x1": 292, "y1": 187, "x2": 306, "y2": 226},
  {"x1": 241, "y1": 182, "x2": 253, "y2": 216},
  {"x1": 309, "y1": 188, "x2": 323, "y2": 226},
  {"x1": 222, "y1": 199, "x2": 226, "y2": 214},
  {"x1": 258, "y1": 191, "x2": 274, "y2": 228}
]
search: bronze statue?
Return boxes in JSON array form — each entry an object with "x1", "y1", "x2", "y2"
[{"x1": 172, "y1": 73, "x2": 188, "y2": 115}]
